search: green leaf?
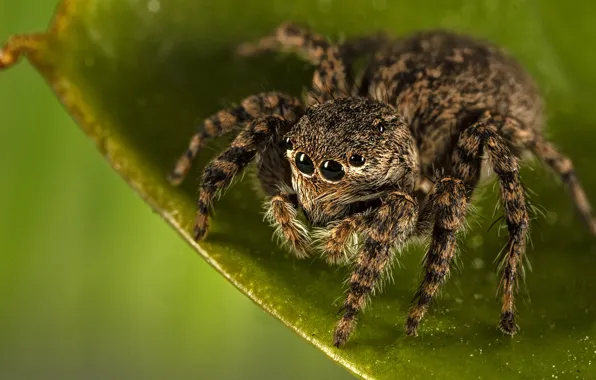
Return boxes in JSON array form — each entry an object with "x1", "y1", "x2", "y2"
[{"x1": 2, "y1": 0, "x2": 595, "y2": 378}]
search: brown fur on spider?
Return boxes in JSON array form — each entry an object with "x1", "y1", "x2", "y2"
[{"x1": 167, "y1": 23, "x2": 596, "y2": 347}]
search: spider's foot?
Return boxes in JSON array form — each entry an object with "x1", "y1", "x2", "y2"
[
  {"x1": 193, "y1": 215, "x2": 209, "y2": 241},
  {"x1": 192, "y1": 226, "x2": 207, "y2": 242},
  {"x1": 167, "y1": 171, "x2": 185, "y2": 186},
  {"x1": 168, "y1": 150, "x2": 197, "y2": 186},
  {"x1": 236, "y1": 36, "x2": 276, "y2": 57},
  {"x1": 333, "y1": 316, "x2": 355, "y2": 348},
  {"x1": 498, "y1": 311, "x2": 519, "y2": 335},
  {"x1": 405, "y1": 304, "x2": 427, "y2": 336},
  {"x1": 236, "y1": 41, "x2": 260, "y2": 57},
  {"x1": 405, "y1": 315, "x2": 420, "y2": 337}
]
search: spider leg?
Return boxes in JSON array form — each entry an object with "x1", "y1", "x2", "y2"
[
  {"x1": 264, "y1": 192, "x2": 311, "y2": 258},
  {"x1": 237, "y1": 24, "x2": 386, "y2": 64},
  {"x1": 237, "y1": 23, "x2": 329, "y2": 64},
  {"x1": 168, "y1": 92, "x2": 303, "y2": 185},
  {"x1": 237, "y1": 23, "x2": 351, "y2": 104},
  {"x1": 499, "y1": 116, "x2": 596, "y2": 235},
  {"x1": 532, "y1": 138, "x2": 596, "y2": 235},
  {"x1": 406, "y1": 177, "x2": 468, "y2": 335},
  {"x1": 457, "y1": 118, "x2": 529, "y2": 335},
  {"x1": 334, "y1": 192, "x2": 418, "y2": 347},
  {"x1": 194, "y1": 116, "x2": 290, "y2": 241},
  {"x1": 408, "y1": 115, "x2": 531, "y2": 335}
]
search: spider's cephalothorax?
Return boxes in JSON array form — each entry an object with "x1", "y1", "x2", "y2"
[
  {"x1": 285, "y1": 99, "x2": 419, "y2": 227},
  {"x1": 167, "y1": 24, "x2": 596, "y2": 347}
]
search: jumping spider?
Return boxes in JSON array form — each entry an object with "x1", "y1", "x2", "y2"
[{"x1": 167, "y1": 24, "x2": 596, "y2": 347}]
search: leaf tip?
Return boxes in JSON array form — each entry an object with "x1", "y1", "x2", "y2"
[{"x1": 0, "y1": 33, "x2": 45, "y2": 70}]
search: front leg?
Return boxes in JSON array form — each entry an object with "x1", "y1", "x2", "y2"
[
  {"x1": 264, "y1": 191, "x2": 311, "y2": 259},
  {"x1": 334, "y1": 192, "x2": 418, "y2": 347},
  {"x1": 194, "y1": 116, "x2": 289, "y2": 241}
]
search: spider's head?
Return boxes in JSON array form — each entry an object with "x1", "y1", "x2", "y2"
[{"x1": 283, "y1": 97, "x2": 419, "y2": 223}]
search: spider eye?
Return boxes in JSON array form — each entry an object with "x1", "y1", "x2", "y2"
[
  {"x1": 349, "y1": 154, "x2": 365, "y2": 167},
  {"x1": 320, "y1": 160, "x2": 345, "y2": 182},
  {"x1": 295, "y1": 152, "x2": 315, "y2": 175},
  {"x1": 283, "y1": 137, "x2": 294, "y2": 151}
]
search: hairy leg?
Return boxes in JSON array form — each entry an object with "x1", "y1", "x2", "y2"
[
  {"x1": 264, "y1": 192, "x2": 311, "y2": 258},
  {"x1": 168, "y1": 92, "x2": 303, "y2": 185},
  {"x1": 238, "y1": 24, "x2": 386, "y2": 64},
  {"x1": 406, "y1": 177, "x2": 468, "y2": 335},
  {"x1": 532, "y1": 138, "x2": 596, "y2": 235},
  {"x1": 237, "y1": 22, "x2": 329, "y2": 64},
  {"x1": 194, "y1": 116, "x2": 289, "y2": 241},
  {"x1": 334, "y1": 192, "x2": 418, "y2": 347},
  {"x1": 237, "y1": 23, "x2": 351, "y2": 104},
  {"x1": 499, "y1": 116, "x2": 596, "y2": 236},
  {"x1": 454, "y1": 118, "x2": 529, "y2": 334},
  {"x1": 407, "y1": 115, "x2": 532, "y2": 335}
]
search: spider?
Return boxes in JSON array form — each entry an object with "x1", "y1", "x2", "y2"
[{"x1": 166, "y1": 23, "x2": 596, "y2": 347}]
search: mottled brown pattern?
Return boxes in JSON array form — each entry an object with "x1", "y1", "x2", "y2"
[{"x1": 167, "y1": 23, "x2": 596, "y2": 347}]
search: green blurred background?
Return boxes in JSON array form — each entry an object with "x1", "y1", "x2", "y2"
[{"x1": 0, "y1": 1, "x2": 351, "y2": 378}]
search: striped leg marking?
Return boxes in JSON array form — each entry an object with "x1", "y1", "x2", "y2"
[
  {"x1": 194, "y1": 116, "x2": 289, "y2": 241},
  {"x1": 406, "y1": 178, "x2": 467, "y2": 335},
  {"x1": 533, "y1": 139, "x2": 596, "y2": 235},
  {"x1": 237, "y1": 23, "x2": 351, "y2": 105},
  {"x1": 168, "y1": 92, "x2": 302, "y2": 185},
  {"x1": 334, "y1": 192, "x2": 418, "y2": 347},
  {"x1": 454, "y1": 120, "x2": 529, "y2": 335}
]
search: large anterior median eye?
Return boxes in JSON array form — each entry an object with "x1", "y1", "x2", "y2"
[
  {"x1": 295, "y1": 152, "x2": 315, "y2": 175},
  {"x1": 320, "y1": 160, "x2": 345, "y2": 181}
]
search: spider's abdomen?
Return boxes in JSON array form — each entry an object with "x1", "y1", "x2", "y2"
[{"x1": 365, "y1": 30, "x2": 543, "y2": 175}]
